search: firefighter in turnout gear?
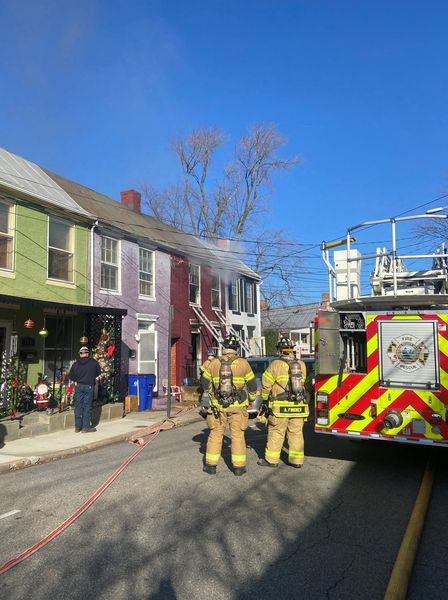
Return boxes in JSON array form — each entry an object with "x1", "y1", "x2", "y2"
[
  {"x1": 258, "y1": 337, "x2": 308, "y2": 469},
  {"x1": 200, "y1": 334, "x2": 257, "y2": 476}
]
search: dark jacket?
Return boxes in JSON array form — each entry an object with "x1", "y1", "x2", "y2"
[{"x1": 68, "y1": 357, "x2": 101, "y2": 386}]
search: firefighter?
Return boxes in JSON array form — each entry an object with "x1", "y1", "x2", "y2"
[
  {"x1": 200, "y1": 334, "x2": 257, "y2": 476},
  {"x1": 258, "y1": 337, "x2": 308, "y2": 469}
]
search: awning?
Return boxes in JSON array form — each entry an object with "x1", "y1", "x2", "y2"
[{"x1": 0, "y1": 293, "x2": 127, "y2": 316}]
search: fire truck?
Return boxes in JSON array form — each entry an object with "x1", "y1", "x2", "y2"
[{"x1": 315, "y1": 212, "x2": 448, "y2": 446}]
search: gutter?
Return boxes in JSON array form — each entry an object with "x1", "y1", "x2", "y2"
[{"x1": 90, "y1": 220, "x2": 99, "y2": 305}]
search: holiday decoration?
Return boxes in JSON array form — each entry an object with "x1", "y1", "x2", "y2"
[
  {"x1": 24, "y1": 319, "x2": 35, "y2": 329},
  {"x1": 92, "y1": 329, "x2": 117, "y2": 403},
  {"x1": 0, "y1": 352, "x2": 29, "y2": 418},
  {"x1": 38, "y1": 327, "x2": 49, "y2": 337},
  {"x1": 80, "y1": 335, "x2": 89, "y2": 344}
]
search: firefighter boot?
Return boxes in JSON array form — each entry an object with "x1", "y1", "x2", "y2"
[
  {"x1": 257, "y1": 458, "x2": 278, "y2": 468},
  {"x1": 203, "y1": 464, "x2": 217, "y2": 475},
  {"x1": 289, "y1": 463, "x2": 302, "y2": 469},
  {"x1": 234, "y1": 467, "x2": 246, "y2": 476}
]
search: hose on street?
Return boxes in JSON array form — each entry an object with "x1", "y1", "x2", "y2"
[{"x1": 0, "y1": 405, "x2": 194, "y2": 576}]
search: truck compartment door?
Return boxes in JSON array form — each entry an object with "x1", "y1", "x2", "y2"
[{"x1": 317, "y1": 311, "x2": 341, "y2": 375}]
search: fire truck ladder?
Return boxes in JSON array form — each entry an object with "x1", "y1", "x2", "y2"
[
  {"x1": 214, "y1": 310, "x2": 251, "y2": 355},
  {"x1": 371, "y1": 246, "x2": 448, "y2": 296},
  {"x1": 191, "y1": 306, "x2": 223, "y2": 346}
]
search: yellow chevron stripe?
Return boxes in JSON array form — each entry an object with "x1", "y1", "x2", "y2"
[
  {"x1": 440, "y1": 367, "x2": 448, "y2": 392},
  {"x1": 367, "y1": 333, "x2": 378, "y2": 357},
  {"x1": 346, "y1": 388, "x2": 402, "y2": 431},
  {"x1": 329, "y1": 367, "x2": 379, "y2": 426},
  {"x1": 439, "y1": 314, "x2": 448, "y2": 324},
  {"x1": 348, "y1": 393, "x2": 444, "y2": 440},
  {"x1": 318, "y1": 373, "x2": 349, "y2": 395},
  {"x1": 438, "y1": 333, "x2": 448, "y2": 357},
  {"x1": 391, "y1": 315, "x2": 422, "y2": 320},
  {"x1": 413, "y1": 390, "x2": 446, "y2": 416}
]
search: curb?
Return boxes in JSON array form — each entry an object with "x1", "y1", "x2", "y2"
[{"x1": 0, "y1": 411, "x2": 203, "y2": 475}]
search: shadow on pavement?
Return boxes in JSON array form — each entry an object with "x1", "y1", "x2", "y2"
[
  {"x1": 1, "y1": 419, "x2": 442, "y2": 600},
  {"x1": 0, "y1": 422, "x2": 6, "y2": 449}
]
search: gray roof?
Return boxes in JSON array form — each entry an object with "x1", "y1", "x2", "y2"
[
  {"x1": 261, "y1": 302, "x2": 319, "y2": 332},
  {"x1": 46, "y1": 170, "x2": 259, "y2": 279},
  {"x1": 0, "y1": 147, "x2": 93, "y2": 218}
]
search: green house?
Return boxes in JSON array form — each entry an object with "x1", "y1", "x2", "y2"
[{"x1": 0, "y1": 148, "x2": 125, "y2": 415}]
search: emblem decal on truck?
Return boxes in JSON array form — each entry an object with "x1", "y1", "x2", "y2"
[{"x1": 387, "y1": 334, "x2": 429, "y2": 372}]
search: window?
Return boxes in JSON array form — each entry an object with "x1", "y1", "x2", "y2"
[
  {"x1": 211, "y1": 272, "x2": 221, "y2": 309},
  {"x1": 139, "y1": 248, "x2": 154, "y2": 297},
  {"x1": 43, "y1": 316, "x2": 73, "y2": 379},
  {"x1": 189, "y1": 264, "x2": 200, "y2": 304},
  {"x1": 101, "y1": 236, "x2": 120, "y2": 291},
  {"x1": 245, "y1": 281, "x2": 254, "y2": 314},
  {"x1": 0, "y1": 200, "x2": 14, "y2": 271},
  {"x1": 229, "y1": 278, "x2": 240, "y2": 311},
  {"x1": 48, "y1": 217, "x2": 74, "y2": 282}
]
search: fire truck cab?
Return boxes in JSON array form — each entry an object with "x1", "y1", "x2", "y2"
[{"x1": 315, "y1": 213, "x2": 448, "y2": 446}]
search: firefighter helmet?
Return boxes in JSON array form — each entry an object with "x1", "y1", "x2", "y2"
[
  {"x1": 276, "y1": 337, "x2": 294, "y2": 352},
  {"x1": 222, "y1": 334, "x2": 240, "y2": 350}
]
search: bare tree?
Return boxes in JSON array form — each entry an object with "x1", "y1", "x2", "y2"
[
  {"x1": 141, "y1": 123, "x2": 304, "y2": 305},
  {"x1": 250, "y1": 229, "x2": 304, "y2": 306}
]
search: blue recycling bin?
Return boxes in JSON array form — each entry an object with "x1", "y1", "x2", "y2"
[{"x1": 128, "y1": 374, "x2": 156, "y2": 410}]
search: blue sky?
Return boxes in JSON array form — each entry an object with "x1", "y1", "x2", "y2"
[{"x1": 1, "y1": 0, "x2": 447, "y2": 300}]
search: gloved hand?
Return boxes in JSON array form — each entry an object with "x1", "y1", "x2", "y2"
[
  {"x1": 259, "y1": 402, "x2": 270, "y2": 418},
  {"x1": 199, "y1": 406, "x2": 208, "y2": 419}
]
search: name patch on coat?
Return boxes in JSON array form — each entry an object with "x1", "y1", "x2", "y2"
[{"x1": 278, "y1": 405, "x2": 308, "y2": 415}]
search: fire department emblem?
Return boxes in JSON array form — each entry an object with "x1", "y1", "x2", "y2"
[{"x1": 387, "y1": 334, "x2": 429, "y2": 372}]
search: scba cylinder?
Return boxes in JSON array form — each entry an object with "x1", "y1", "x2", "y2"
[
  {"x1": 220, "y1": 362, "x2": 233, "y2": 398},
  {"x1": 290, "y1": 361, "x2": 304, "y2": 395}
]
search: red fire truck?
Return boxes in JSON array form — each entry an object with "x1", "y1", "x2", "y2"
[{"x1": 315, "y1": 213, "x2": 448, "y2": 446}]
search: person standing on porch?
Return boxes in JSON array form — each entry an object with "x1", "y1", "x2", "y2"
[{"x1": 68, "y1": 347, "x2": 101, "y2": 433}]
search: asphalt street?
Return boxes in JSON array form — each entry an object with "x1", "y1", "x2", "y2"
[{"x1": 0, "y1": 418, "x2": 447, "y2": 600}]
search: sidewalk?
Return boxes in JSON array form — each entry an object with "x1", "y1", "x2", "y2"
[{"x1": 0, "y1": 407, "x2": 202, "y2": 474}]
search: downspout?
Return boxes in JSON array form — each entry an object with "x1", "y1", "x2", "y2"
[{"x1": 90, "y1": 220, "x2": 99, "y2": 306}]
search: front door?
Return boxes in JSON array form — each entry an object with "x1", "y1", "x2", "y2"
[
  {"x1": 138, "y1": 321, "x2": 158, "y2": 389},
  {"x1": 0, "y1": 321, "x2": 12, "y2": 363}
]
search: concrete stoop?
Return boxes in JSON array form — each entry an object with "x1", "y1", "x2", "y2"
[{"x1": 0, "y1": 403, "x2": 124, "y2": 441}]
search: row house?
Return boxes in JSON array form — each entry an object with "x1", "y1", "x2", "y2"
[
  {"x1": 0, "y1": 148, "x2": 125, "y2": 414},
  {"x1": 0, "y1": 146, "x2": 262, "y2": 410},
  {"x1": 45, "y1": 176, "x2": 262, "y2": 390},
  {"x1": 45, "y1": 172, "x2": 172, "y2": 396},
  {"x1": 170, "y1": 239, "x2": 262, "y2": 385}
]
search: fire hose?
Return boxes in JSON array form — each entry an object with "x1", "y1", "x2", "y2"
[{"x1": 0, "y1": 405, "x2": 193, "y2": 576}]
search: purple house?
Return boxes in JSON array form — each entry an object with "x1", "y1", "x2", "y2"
[{"x1": 46, "y1": 174, "x2": 172, "y2": 396}]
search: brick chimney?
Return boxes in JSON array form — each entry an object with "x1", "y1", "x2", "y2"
[
  {"x1": 120, "y1": 189, "x2": 141, "y2": 213},
  {"x1": 217, "y1": 239, "x2": 229, "y2": 249}
]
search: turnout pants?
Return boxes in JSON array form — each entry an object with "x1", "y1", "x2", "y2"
[
  {"x1": 265, "y1": 416, "x2": 305, "y2": 466},
  {"x1": 205, "y1": 407, "x2": 249, "y2": 468}
]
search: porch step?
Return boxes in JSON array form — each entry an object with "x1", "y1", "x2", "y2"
[
  {"x1": 1, "y1": 403, "x2": 123, "y2": 441},
  {"x1": 21, "y1": 412, "x2": 52, "y2": 426},
  {"x1": 19, "y1": 423, "x2": 49, "y2": 438}
]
